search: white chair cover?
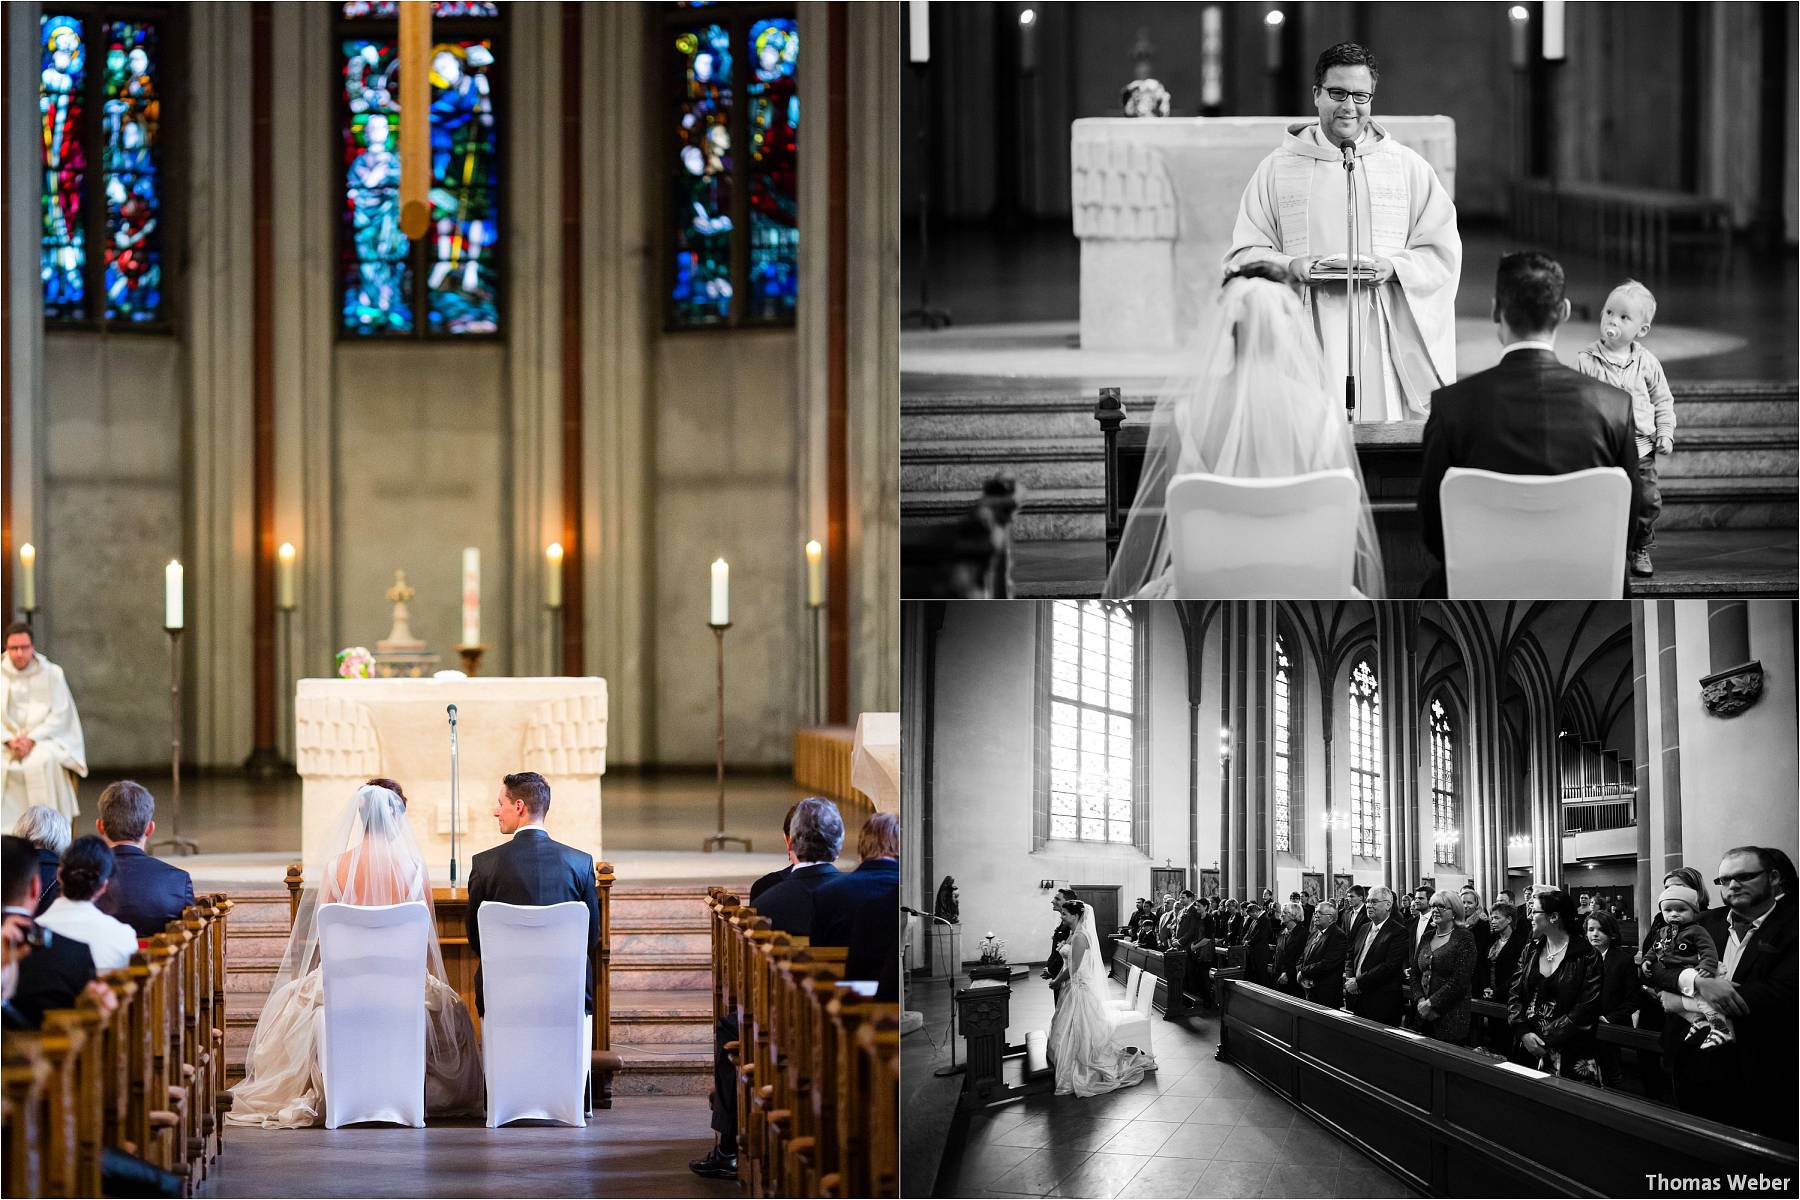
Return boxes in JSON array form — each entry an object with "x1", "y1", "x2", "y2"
[
  {"x1": 1133, "y1": 976, "x2": 1157, "y2": 1018},
  {"x1": 1109, "y1": 964, "x2": 1143, "y2": 1012},
  {"x1": 478, "y1": 900, "x2": 591, "y2": 1128},
  {"x1": 1440, "y1": 466, "x2": 1631, "y2": 599},
  {"x1": 316, "y1": 901, "x2": 431, "y2": 1129},
  {"x1": 1110, "y1": 1003, "x2": 1153, "y2": 1057},
  {"x1": 1165, "y1": 469, "x2": 1362, "y2": 598}
]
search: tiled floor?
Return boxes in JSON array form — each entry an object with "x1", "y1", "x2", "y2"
[{"x1": 908, "y1": 969, "x2": 1423, "y2": 1199}]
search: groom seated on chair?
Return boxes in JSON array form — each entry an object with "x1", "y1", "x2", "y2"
[
  {"x1": 1416, "y1": 251, "x2": 1647, "y2": 597},
  {"x1": 465, "y1": 771, "x2": 600, "y2": 1017}
]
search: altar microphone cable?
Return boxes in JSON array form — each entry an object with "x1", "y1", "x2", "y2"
[{"x1": 447, "y1": 703, "x2": 460, "y2": 892}]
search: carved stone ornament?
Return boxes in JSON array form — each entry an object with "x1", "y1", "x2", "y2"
[{"x1": 1700, "y1": 660, "x2": 1764, "y2": 717}]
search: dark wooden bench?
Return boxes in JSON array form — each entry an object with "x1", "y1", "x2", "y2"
[
  {"x1": 1512, "y1": 178, "x2": 1732, "y2": 276},
  {"x1": 1216, "y1": 975, "x2": 1794, "y2": 1196},
  {"x1": 899, "y1": 476, "x2": 1020, "y2": 598},
  {"x1": 1107, "y1": 938, "x2": 1199, "y2": 1019},
  {"x1": 1096, "y1": 387, "x2": 1432, "y2": 594}
]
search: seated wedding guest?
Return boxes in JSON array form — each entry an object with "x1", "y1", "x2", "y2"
[
  {"x1": 1645, "y1": 846, "x2": 1795, "y2": 1141},
  {"x1": 694, "y1": 797, "x2": 845, "y2": 1183},
  {"x1": 13, "y1": 803, "x2": 71, "y2": 916},
  {"x1": 1271, "y1": 902, "x2": 1307, "y2": 995},
  {"x1": 1102, "y1": 274, "x2": 1387, "y2": 600},
  {"x1": 1, "y1": 834, "x2": 94, "y2": 1028},
  {"x1": 1295, "y1": 901, "x2": 1347, "y2": 1009},
  {"x1": 1415, "y1": 891, "x2": 1476, "y2": 1043},
  {"x1": 1344, "y1": 886, "x2": 1409, "y2": 1026},
  {"x1": 1416, "y1": 251, "x2": 1647, "y2": 596},
  {"x1": 1475, "y1": 901, "x2": 1529, "y2": 1052},
  {"x1": 36, "y1": 835, "x2": 137, "y2": 971},
  {"x1": 750, "y1": 803, "x2": 800, "y2": 904},
  {"x1": 1507, "y1": 888, "x2": 1603, "y2": 1083},
  {"x1": 90, "y1": 780, "x2": 194, "y2": 938},
  {"x1": 1586, "y1": 909, "x2": 1639, "y2": 1088},
  {"x1": 814, "y1": 812, "x2": 899, "y2": 967}
]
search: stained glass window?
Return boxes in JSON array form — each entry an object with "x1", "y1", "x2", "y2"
[
  {"x1": 1048, "y1": 601, "x2": 1135, "y2": 844},
  {"x1": 1274, "y1": 635, "x2": 1297, "y2": 855},
  {"x1": 343, "y1": 3, "x2": 501, "y2": 19},
  {"x1": 40, "y1": 11, "x2": 166, "y2": 326},
  {"x1": 339, "y1": 6, "x2": 500, "y2": 336},
  {"x1": 1348, "y1": 658, "x2": 1382, "y2": 860},
  {"x1": 1431, "y1": 698, "x2": 1458, "y2": 868},
  {"x1": 667, "y1": 6, "x2": 798, "y2": 330}
]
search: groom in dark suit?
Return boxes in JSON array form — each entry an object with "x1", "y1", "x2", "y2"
[
  {"x1": 1417, "y1": 251, "x2": 1647, "y2": 597},
  {"x1": 465, "y1": 771, "x2": 600, "y2": 1017}
]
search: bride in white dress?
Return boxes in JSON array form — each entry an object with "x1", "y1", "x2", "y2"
[
  {"x1": 1047, "y1": 900, "x2": 1155, "y2": 1098},
  {"x1": 226, "y1": 783, "x2": 483, "y2": 1128},
  {"x1": 1103, "y1": 270, "x2": 1386, "y2": 600}
]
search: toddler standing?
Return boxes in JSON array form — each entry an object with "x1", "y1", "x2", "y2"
[{"x1": 1576, "y1": 280, "x2": 1675, "y2": 577}]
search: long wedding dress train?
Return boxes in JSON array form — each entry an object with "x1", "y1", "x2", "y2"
[
  {"x1": 1047, "y1": 909, "x2": 1155, "y2": 1098},
  {"x1": 226, "y1": 785, "x2": 483, "y2": 1128}
]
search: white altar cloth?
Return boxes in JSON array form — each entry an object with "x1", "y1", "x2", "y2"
[
  {"x1": 1071, "y1": 116, "x2": 1457, "y2": 351},
  {"x1": 295, "y1": 676, "x2": 607, "y2": 884}
]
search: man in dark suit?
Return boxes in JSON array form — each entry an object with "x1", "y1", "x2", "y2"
[
  {"x1": 1042, "y1": 888, "x2": 1078, "y2": 1000},
  {"x1": 90, "y1": 780, "x2": 194, "y2": 939},
  {"x1": 1241, "y1": 901, "x2": 1275, "y2": 985},
  {"x1": 2, "y1": 834, "x2": 95, "y2": 1028},
  {"x1": 465, "y1": 771, "x2": 600, "y2": 1017},
  {"x1": 1343, "y1": 886, "x2": 1409, "y2": 1026},
  {"x1": 1648, "y1": 846, "x2": 1796, "y2": 1142},
  {"x1": 1175, "y1": 890, "x2": 1204, "y2": 953},
  {"x1": 695, "y1": 796, "x2": 845, "y2": 1182},
  {"x1": 1416, "y1": 251, "x2": 1647, "y2": 597},
  {"x1": 1295, "y1": 901, "x2": 1348, "y2": 1010},
  {"x1": 747, "y1": 804, "x2": 799, "y2": 905},
  {"x1": 813, "y1": 813, "x2": 899, "y2": 989},
  {"x1": 1339, "y1": 885, "x2": 1371, "y2": 945}
]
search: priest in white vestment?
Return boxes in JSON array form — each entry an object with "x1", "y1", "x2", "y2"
[
  {"x1": 1, "y1": 624, "x2": 88, "y2": 828},
  {"x1": 1225, "y1": 43, "x2": 1461, "y2": 422}
]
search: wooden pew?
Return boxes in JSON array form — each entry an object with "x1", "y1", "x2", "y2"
[
  {"x1": 1106, "y1": 937, "x2": 1198, "y2": 1018},
  {"x1": 3, "y1": 1040, "x2": 54, "y2": 1198},
  {"x1": 1215, "y1": 974, "x2": 1797, "y2": 1196}
]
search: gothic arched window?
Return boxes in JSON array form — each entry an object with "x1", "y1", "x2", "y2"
[
  {"x1": 1430, "y1": 697, "x2": 1459, "y2": 868},
  {"x1": 338, "y1": 1, "x2": 502, "y2": 337},
  {"x1": 1348, "y1": 657, "x2": 1382, "y2": 859},
  {"x1": 1044, "y1": 601, "x2": 1136, "y2": 846},
  {"x1": 1274, "y1": 633, "x2": 1300, "y2": 854},
  {"x1": 39, "y1": 10, "x2": 167, "y2": 327},
  {"x1": 665, "y1": 4, "x2": 799, "y2": 330}
]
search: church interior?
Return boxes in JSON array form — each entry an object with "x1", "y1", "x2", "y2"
[
  {"x1": 2, "y1": 2, "x2": 900, "y2": 1196},
  {"x1": 901, "y1": 598, "x2": 1798, "y2": 1197},
  {"x1": 899, "y1": 1, "x2": 1798, "y2": 599}
]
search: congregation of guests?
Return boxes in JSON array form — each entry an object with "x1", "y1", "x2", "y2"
[{"x1": 1181, "y1": 847, "x2": 1794, "y2": 1144}]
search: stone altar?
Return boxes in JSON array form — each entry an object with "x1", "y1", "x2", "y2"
[
  {"x1": 295, "y1": 676, "x2": 607, "y2": 883},
  {"x1": 1071, "y1": 116, "x2": 1457, "y2": 351}
]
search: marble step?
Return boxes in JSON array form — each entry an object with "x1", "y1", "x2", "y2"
[
  {"x1": 902, "y1": 438, "x2": 1104, "y2": 494},
  {"x1": 608, "y1": 889, "x2": 715, "y2": 923},
  {"x1": 610, "y1": 1052, "x2": 713, "y2": 1095},
  {"x1": 902, "y1": 391, "x2": 1124, "y2": 441},
  {"x1": 904, "y1": 486, "x2": 1105, "y2": 541},
  {"x1": 613, "y1": 988, "x2": 714, "y2": 1046},
  {"x1": 225, "y1": 928, "x2": 291, "y2": 967},
  {"x1": 610, "y1": 953, "x2": 713, "y2": 991},
  {"x1": 1670, "y1": 381, "x2": 1796, "y2": 427},
  {"x1": 219, "y1": 893, "x2": 296, "y2": 930},
  {"x1": 612, "y1": 926, "x2": 712, "y2": 957},
  {"x1": 1655, "y1": 475, "x2": 1797, "y2": 530},
  {"x1": 1654, "y1": 428, "x2": 1797, "y2": 479}
]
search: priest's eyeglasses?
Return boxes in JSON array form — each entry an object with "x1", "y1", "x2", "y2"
[{"x1": 1321, "y1": 87, "x2": 1375, "y2": 105}]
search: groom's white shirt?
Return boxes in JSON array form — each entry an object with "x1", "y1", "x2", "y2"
[{"x1": 1499, "y1": 339, "x2": 1556, "y2": 357}]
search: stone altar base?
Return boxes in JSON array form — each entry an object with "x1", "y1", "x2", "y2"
[{"x1": 295, "y1": 675, "x2": 607, "y2": 883}]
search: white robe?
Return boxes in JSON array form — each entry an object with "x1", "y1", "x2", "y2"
[
  {"x1": 1226, "y1": 120, "x2": 1461, "y2": 421},
  {"x1": 1, "y1": 654, "x2": 88, "y2": 827}
]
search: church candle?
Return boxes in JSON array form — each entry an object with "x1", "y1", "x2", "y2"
[
  {"x1": 276, "y1": 542, "x2": 296, "y2": 610},
  {"x1": 545, "y1": 542, "x2": 563, "y2": 610},
  {"x1": 164, "y1": 560, "x2": 183, "y2": 630},
  {"x1": 907, "y1": 1, "x2": 929, "y2": 63},
  {"x1": 18, "y1": 544, "x2": 34, "y2": 611},
  {"x1": 710, "y1": 558, "x2": 729, "y2": 626},
  {"x1": 805, "y1": 540, "x2": 823, "y2": 608},
  {"x1": 462, "y1": 548, "x2": 480, "y2": 645}
]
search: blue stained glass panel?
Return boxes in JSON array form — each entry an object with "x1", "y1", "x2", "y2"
[
  {"x1": 746, "y1": 18, "x2": 797, "y2": 322},
  {"x1": 424, "y1": 38, "x2": 499, "y2": 334},
  {"x1": 672, "y1": 23, "x2": 733, "y2": 327},
  {"x1": 101, "y1": 20, "x2": 163, "y2": 322},
  {"x1": 40, "y1": 14, "x2": 88, "y2": 320},
  {"x1": 341, "y1": 38, "x2": 413, "y2": 333}
]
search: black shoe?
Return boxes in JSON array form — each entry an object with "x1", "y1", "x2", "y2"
[{"x1": 689, "y1": 1148, "x2": 738, "y2": 1180}]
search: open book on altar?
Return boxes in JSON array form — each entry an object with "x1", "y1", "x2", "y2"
[{"x1": 1310, "y1": 254, "x2": 1381, "y2": 282}]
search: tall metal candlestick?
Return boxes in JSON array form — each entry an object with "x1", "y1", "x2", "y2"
[
  {"x1": 151, "y1": 626, "x2": 198, "y2": 855},
  {"x1": 702, "y1": 622, "x2": 751, "y2": 852}
]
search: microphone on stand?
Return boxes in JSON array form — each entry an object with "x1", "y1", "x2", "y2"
[
  {"x1": 447, "y1": 703, "x2": 460, "y2": 892},
  {"x1": 1341, "y1": 136, "x2": 1359, "y2": 421}
]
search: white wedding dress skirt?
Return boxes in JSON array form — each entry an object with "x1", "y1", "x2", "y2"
[
  {"x1": 1048, "y1": 953, "x2": 1156, "y2": 1098},
  {"x1": 226, "y1": 967, "x2": 483, "y2": 1129}
]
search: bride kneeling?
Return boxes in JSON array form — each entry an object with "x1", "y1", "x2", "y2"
[
  {"x1": 1047, "y1": 900, "x2": 1155, "y2": 1098},
  {"x1": 227, "y1": 782, "x2": 483, "y2": 1128},
  {"x1": 1103, "y1": 267, "x2": 1386, "y2": 600}
]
